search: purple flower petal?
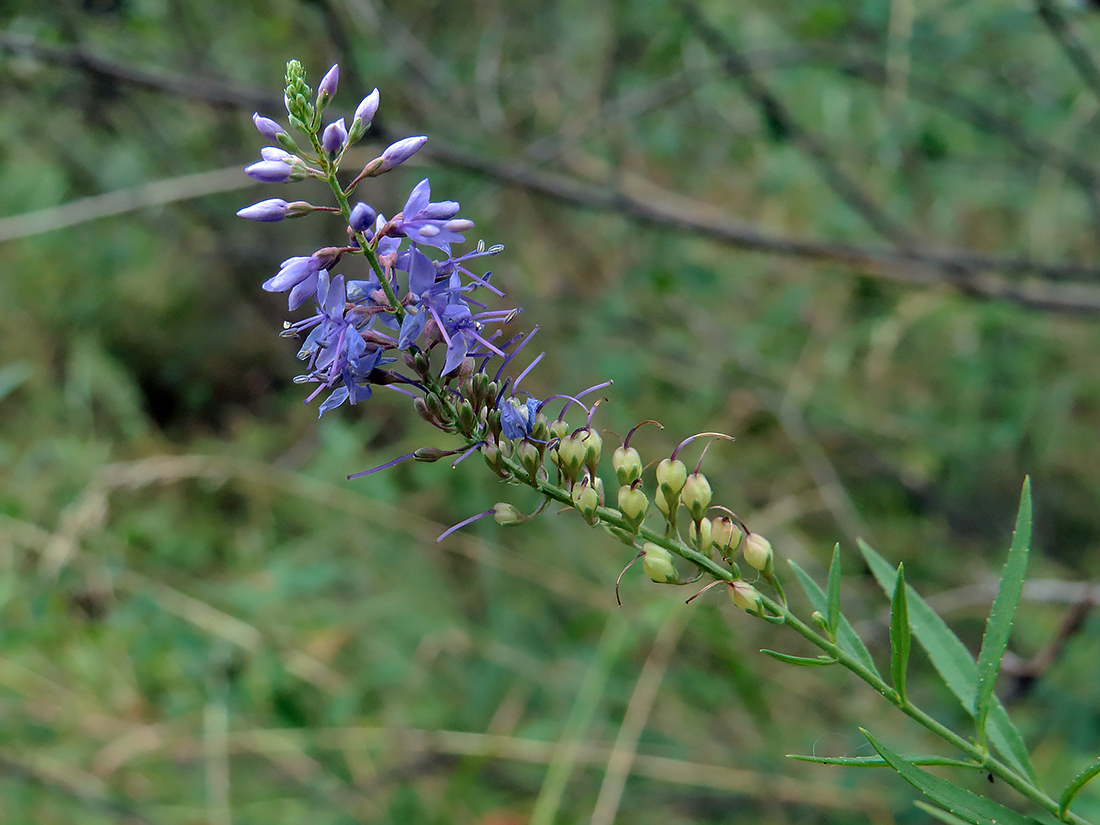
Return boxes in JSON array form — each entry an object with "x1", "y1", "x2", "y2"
[
  {"x1": 354, "y1": 89, "x2": 380, "y2": 125},
  {"x1": 245, "y1": 160, "x2": 292, "y2": 183},
  {"x1": 252, "y1": 113, "x2": 286, "y2": 140},
  {"x1": 237, "y1": 198, "x2": 290, "y2": 222}
]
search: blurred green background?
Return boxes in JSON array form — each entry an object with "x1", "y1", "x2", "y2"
[{"x1": 3, "y1": 0, "x2": 1100, "y2": 822}]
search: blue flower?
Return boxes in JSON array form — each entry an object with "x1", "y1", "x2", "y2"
[
  {"x1": 395, "y1": 179, "x2": 474, "y2": 254},
  {"x1": 500, "y1": 396, "x2": 542, "y2": 440}
]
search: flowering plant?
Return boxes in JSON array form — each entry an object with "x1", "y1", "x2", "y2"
[{"x1": 239, "y1": 60, "x2": 1100, "y2": 825}]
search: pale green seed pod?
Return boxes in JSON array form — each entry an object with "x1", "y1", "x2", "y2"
[
  {"x1": 712, "y1": 517, "x2": 744, "y2": 560},
  {"x1": 656, "y1": 458, "x2": 687, "y2": 496},
  {"x1": 612, "y1": 445, "x2": 642, "y2": 486},
  {"x1": 680, "y1": 473, "x2": 712, "y2": 521},
  {"x1": 581, "y1": 428, "x2": 602, "y2": 477},
  {"x1": 743, "y1": 533, "x2": 773, "y2": 572},
  {"x1": 642, "y1": 542, "x2": 677, "y2": 583},
  {"x1": 556, "y1": 435, "x2": 586, "y2": 481},
  {"x1": 689, "y1": 517, "x2": 713, "y2": 555},
  {"x1": 572, "y1": 480, "x2": 600, "y2": 524},
  {"x1": 617, "y1": 484, "x2": 648, "y2": 531},
  {"x1": 730, "y1": 582, "x2": 763, "y2": 613},
  {"x1": 549, "y1": 418, "x2": 570, "y2": 440},
  {"x1": 515, "y1": 439, "x2": 541, "y2": 478},
  {"x1": 493, "y1": 502, "x2": 524, "y2": 525}
]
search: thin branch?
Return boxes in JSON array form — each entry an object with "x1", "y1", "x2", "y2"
[
  {"x1": 673, "y1": 0, "x2": 919, "y2": 250},
  {"x1": 0, "y1": 29, "x2": 270, "y2": 108},
  {"x1": 0, "y1": 753, "x2": 163, "y2": 825},
  {"x1": 1034, "y1": 0, "x2": 1100, "y2": 103},
  {"x1": 9, "y1": 29, "x2": 1100, "y2": 311}
]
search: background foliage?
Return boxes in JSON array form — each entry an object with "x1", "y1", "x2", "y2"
[{"x1": 3, "y1": 0, "x2": 1100, "y2": 822}]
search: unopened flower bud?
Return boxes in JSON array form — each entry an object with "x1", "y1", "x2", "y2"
[
  {"x1": 642, "y1": 543, "x2": 678, "y2": 583},
  {"x1": 617, "y1": 484, "x2": 648, "y2": 531},
  {"x1": 612, "y1": 445, "x2": 642, "y2": 486},
  {"x1": 322, "y1": 117, "x2": 348, "y2": 154},
  {"x1": 414, "y1": 447, "x2": 452, "y2": 463},
  {"x1": 245, "y1": 159, "x2": 293, "y2": 183},
  {"x1": 414, "y1": 397, "x2": 436, "y2": 425},
  {"x1": 493, "y1": 502, "x2": 524, "y2": 525},
  {"x1": 730, "y1": 582, "x2": 764, "y2": 613},
  {"x1": 316, "y1": 64, "x2": 339, "y2": 108},
  {"x1": 237, "y1": 198, "x2": 292, "y2": 222},
  {"x1": 348, "y1": 89, "x2": 380, "y2": 143},
  {"x1": 457, "y1": 399, "x2": 476, "y2": 436},
  {"x1": 350, "y1": 202, "x2": 377, "y2": 233},
  {"x1": 253, "y1": 112, "x2": 287, "y2": 141},
  {"x1": 368, "y1": 135, "x2": 428, "y2": 176},
  {"x1": 458, "y1": 357, "x2": 476, "y2": 384},
  {"x1": 680, "y1": 473, "x2": 712, "y2": 521},
  {"x1": 743, "y1": 533, "x2": 773, "y2": 572},
  {"x1": 811, "y1": 611, "x2": 829, "y2": 632}
]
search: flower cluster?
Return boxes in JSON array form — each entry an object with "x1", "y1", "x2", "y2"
[
  {"x1": 235, "y1": 62, "x2": 1074, "y2": 825},
  {"x1": 239, "y1": 60, "x2": 782, "y2": 614}
]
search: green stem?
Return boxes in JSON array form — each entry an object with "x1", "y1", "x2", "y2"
[
  {"x1": 763, "y1": 595, "x2": 1086, "y2": 823},
  {"x1": 485, "y1": 452, "x2": 1088, "y2": 824}
]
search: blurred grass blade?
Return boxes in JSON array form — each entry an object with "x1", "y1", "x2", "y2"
[
  {"x1": 788, "y1": 560, "x2": 881, "y2": 679},
  {"x1": 826, "y1": 543, "x2": 841, "y2": 638},
  {"x1": 862, "y1": 729, "x2": 1040, "y2": 825},
  {"x1": 1059, "y1": 756, "x2": 1100, "y2": 819},
  {"x1": 858, "y1": 540, "x2": 1037, "y2": 781},
  {"x1": 974, "y1": 478, "x2": 1031, "y2": 744},
  {"x1": 761, "y1": 649, "x2": 836, "y2": 666},
  {"x1": 789, "y1": 754, "x2": 978, "y2": 768},
  {"x1": 890, "y1": 563, "x2": 911, "y2": 705},
  {"x1": 916, "y1": 801, "x2": 981, "y2": 825},
  {"x1": 0, "y1": 362, "x2": 33, "y2": 402}
]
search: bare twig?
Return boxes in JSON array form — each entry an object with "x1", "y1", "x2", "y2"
[
  {"x1": 1034, "y1": 0, "x2": 1100, "y2": 103},
  {"x1": 8, "y1": 29, "x2": 1100, "y2": 311},
  {"x1": 0, "y1": 751, "x2": 162, "y2": 825},
  {"x1": 674, "y1": 0, "x2": 918, "y2": 249}
]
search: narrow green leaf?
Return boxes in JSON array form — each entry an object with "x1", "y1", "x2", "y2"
[
  {"x1": 789, "y1": 560, "x2": 882, "y2": 679},
  {"x1": 761, "y1": 649, "x2": 836, "y2": 667},
  {"x1": 1059, "y1": 755, "x2": 1100, "y2": 819},
  {"x1": 788, "y1": 753, "x2": 978, "y2": 769},
  {"x1": 915, "y1": 801, "x2": 977, "y2": 825},
  {"x1": 826, "y1": 542, "x2": 842, "y2": 638},
  {"x1": 890, "y1": 563, "x2": 911, "y2": 705},
  {"x1": 862, "y1": 729, "x2": 1038, "y2": 825},
  {"x1": 858, "y1": 540, "x2": 1037, "y2": 782},
  {"x1": 974, "y1": 478, "x2": 1031, "y2": 743}
]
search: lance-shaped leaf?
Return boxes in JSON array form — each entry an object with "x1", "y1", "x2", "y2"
[
  {"x1": 826, "y1": 543, "x2": 842, "y2": 639},
  {"x1": 789, "y1": 559, "x2": 882, "y2": 680},
  {"x1": 890, "y1": 563, "x2": 911, "y2": 705},
  {"x1": 1059, "y1": 756, "x2": 1100, "y2": 820},
  {"x1": 974, "y1": 478, "x2": 1031, "y2": 745},
  {"x1": 915, "y1": 801, "x2": 980, "y2": 825},
  {"x1": 862, "y1": 729, "x2": 1042, "y2": 825},
  {"x1": 761, "y1": 649, "x2": 837, "y2": 667},
  {"x1": 789, "y1": 753, "x2": 978, "y2": 769},
  {"x1": 858, "y1": 540, "x2": 1037, "y2": 782}
]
